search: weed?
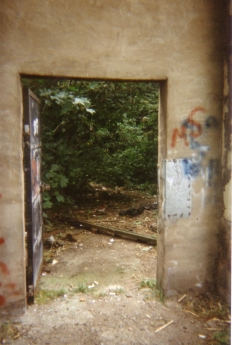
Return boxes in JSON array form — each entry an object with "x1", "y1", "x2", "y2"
[
  {"x1": 35, "y1": 288, "x2": 66, "y2": 304},
  {"x1": 140, "y1": 279, "x2": 156, "y2": 289},
  {"x1": 139, "y1": 279, "x2": 164, "y2": 302},
  {"x1": 114, "y1": 288, "x2": 124, "y2": 295},
  {"x1": 156, "y1": 287, "x2": 164, "y2": 303},
  {"x1": 73, "y1": 283, "x2": 89, "y2": 294},
  {"x1": 0, "y1": 322, "x2": 18, "y2": 340},
  {"x1": 213, "y1": 330, "x2": 230, "y2": 345},
  {"x1": 43, "y1": 256, "x2": 53, "y2": 264},
  {"x1": 93, "y1": 291, "x2": 106, "y2": 298}
]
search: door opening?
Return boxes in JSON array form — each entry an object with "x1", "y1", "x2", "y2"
[{"x1": 22, "y1": 77, "x2": 160, "y2": 304}]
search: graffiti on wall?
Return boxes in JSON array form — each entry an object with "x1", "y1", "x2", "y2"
[
  {"x1": 171, "y1": 106, "x2": 206, "y2": 149},
  {"x1": 0, "y1": 226, "x2": 21, "y2": 306},
  {"x1": 171, "y1": 107, "x2": 219, "y2": 183}
]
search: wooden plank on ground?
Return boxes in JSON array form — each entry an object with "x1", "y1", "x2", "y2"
[{"x1": 59, "y1": 216, "x2": 157, "y2": 245}]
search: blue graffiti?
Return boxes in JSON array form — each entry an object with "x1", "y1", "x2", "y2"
[
  {"x1": 174, "y1": 110, "x2": 219, "y2": 182},
  {"x1": 182, "y1": 158, "x2": 201, "y2": 178}
]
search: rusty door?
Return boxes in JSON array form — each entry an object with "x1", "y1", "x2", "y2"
[{"x1": 23, "y1": 87, "x2": 43, "y2": 304}]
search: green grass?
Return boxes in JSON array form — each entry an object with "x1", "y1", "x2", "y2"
[
  {"x1": 0, "y1": 322, "x2": 18, "y2": 340},
  {"x1": 73, "y1": 283, "x2": 89, "y2": 294},
  {"x1": 140, "y1": 279, "x2": 156, "y2": 289},
  {"x1": 139, "y1": 279, "x2": 164, "y2": 302},
  {"x1": 114, "y1": 288, "x2": 124, "y2": 295},
  {"x1": 35, "y1": 288, "x2": 66, "y2": 304},
  {"x1": 93, "y1": 291, "x2": 107, "y2": 298},
  {"x1": 213, "y1": 330, "x2": 230, "y2": 345}
]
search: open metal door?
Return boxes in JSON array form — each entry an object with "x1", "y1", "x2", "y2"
[{"x1": 23, "y1": 87, "x2": 43, "y2": 304}]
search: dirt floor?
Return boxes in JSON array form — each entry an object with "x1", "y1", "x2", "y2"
[{"x1": 0, "y1": 188, "x2": 230, "y2": 345}]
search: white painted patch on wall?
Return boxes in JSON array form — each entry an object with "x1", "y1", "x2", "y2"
[{"x1": 163, "y1": 159, "x2": 192, "y2": 219}]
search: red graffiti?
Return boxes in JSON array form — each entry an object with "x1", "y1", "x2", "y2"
[
  {"x1": 0, "y1": 281, "x2": 20, "y2": 306},
  {"x1": 171, "y1": 125, "x2": 188, "y2": 147},
  {"x1": 0, "y1": 295, "x2": 6, "y2": 306},
  {"x1": 0, "y1": 238, "x2": 5, "y2": 245},
  {"x1": 5, "y1": 283, "x2": 16, "y2": 290},
  {"x1": 171, "y1": 107, "x2": 206, "y2": 148},
  {"x1": 0, "y1": 262, "x2": 10, "y2": 275},
  {"x1": 11, "y1": 290, "x2": 21, "y2": 296}
]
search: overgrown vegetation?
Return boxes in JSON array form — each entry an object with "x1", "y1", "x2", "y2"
[{"x1": 22, "y1": 78, "x2": 158, "y2": 211}]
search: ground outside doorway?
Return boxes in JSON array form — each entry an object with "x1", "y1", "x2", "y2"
[{"x1": 1, "y1": 188, "x2": 230, "y2": 345}]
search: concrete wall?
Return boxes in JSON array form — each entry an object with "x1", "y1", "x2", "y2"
[
  {"x1": 0, "y1": 0, "x2": 227, "y2": 313},
  {"x1": 216, "y1": 1, "x2": 231, "y2": 304}
]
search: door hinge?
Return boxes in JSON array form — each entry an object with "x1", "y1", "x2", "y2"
[{"x1": 27, "y1": 285, "x2": 34, "y2": 297}]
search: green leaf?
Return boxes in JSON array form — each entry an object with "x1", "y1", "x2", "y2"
[
  {"x1": 51, "y1": 164, "x2": 61, "y2": 171},
  {"x1": 56, "y1": 195, "x2": 65, "y2": 202},
  {"x1": 43, "y1": 200, "x2": 53, "y2": 209},
  {"x1": 60, "y1": 101, "x2": 73, "y2": 115}
]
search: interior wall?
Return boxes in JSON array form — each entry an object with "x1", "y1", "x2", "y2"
[{"x1": 0, "y1": 0, "x2": 227, "y2": 313}]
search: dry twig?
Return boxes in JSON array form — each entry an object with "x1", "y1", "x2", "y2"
[
  {"x1": 178, "y1": 294, "x2": 186, "y2": 303},
  {"x1": 183, "y1": 309, "x2": 199, "y2": 317},
  {"x1": 14, "y1": 329, "x2": 30, "y2": 339},
  {"x1": 155, "y1": 320, "x2": 174, "y2": 333}
]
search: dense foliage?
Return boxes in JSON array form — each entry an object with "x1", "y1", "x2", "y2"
[{"x1": 22, "y1": 79, "x2": 159, "y2": 209}]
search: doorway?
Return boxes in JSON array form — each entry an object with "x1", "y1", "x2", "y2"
[{"x1": 22, "y1": 77, "x2": 161, "y2": 303}]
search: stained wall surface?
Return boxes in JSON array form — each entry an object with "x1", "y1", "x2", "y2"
[{"x1": 0, "y1": 0, "x2": 228, "y2": 313}]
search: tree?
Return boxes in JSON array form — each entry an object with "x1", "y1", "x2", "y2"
[{"x1": 22, "y1": 78, "x2": 159, "y2": 209}]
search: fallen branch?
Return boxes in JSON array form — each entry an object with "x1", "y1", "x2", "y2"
[
  {"x1": 94, "y1": 219, "x2": 122, "y2": 222},
  {"x1": 59, "y1": 216, "x2": 157, "y2": 245},
  {"x1": 155, "y1": 320, "x2": 174, "y2": 333}
]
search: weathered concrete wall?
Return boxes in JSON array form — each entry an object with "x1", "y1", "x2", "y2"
[
  {"x1": 216, "y1": 1, "x2": 231, "y2": 304},
  {"x1": 0, "y1": 0, "x2": 227, "y2": 313}
]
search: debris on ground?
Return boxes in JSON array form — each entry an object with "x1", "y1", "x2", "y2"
[
  {"x1": 154, "y1": 320, "x2": 174, "y2": 333},
  {"x1": 6, "y1": 190, "x2": 228, "y2": 345},
  {"x1": 119, "y1": 203, "x2": 158, "y2": 217},
  {"x1": 62, "y1": 233, "x2": 77, "y2": 242},
  {"x1": 59, "y1": 216, "x2": 157, "y2": 245}
]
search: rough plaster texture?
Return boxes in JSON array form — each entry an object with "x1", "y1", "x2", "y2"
[{"x1": 0, "y1": 0, "x2": 228, "y2": 313}]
